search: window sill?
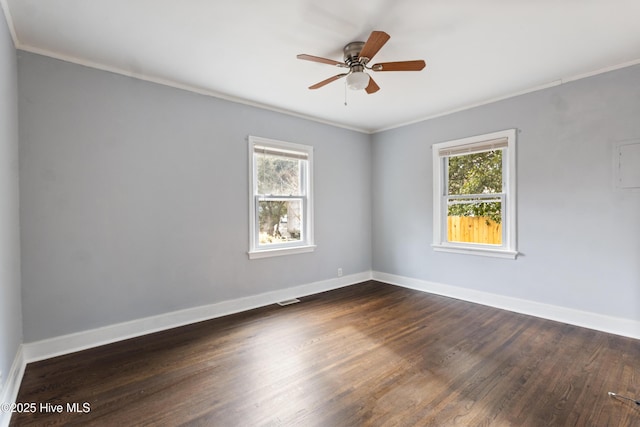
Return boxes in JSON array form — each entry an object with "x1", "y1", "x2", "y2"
[
  {"x1": 432, "y1": 244, "x2": 518, "y2": 259},
  {"x1": 248, "y1": 245, "x2": 316, "y2": 260}
]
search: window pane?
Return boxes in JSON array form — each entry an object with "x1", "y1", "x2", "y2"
[
  {"x1": 258, "y1": 199, "x2": 303, "y2": 245},
  {"x1": 256, "y1": 154, "x2": 302, "y2": 196},
  {"x1": 448, "y1": 150, "x2": 502, "y2": 195},
  {"x1": 447, "y1": 198, "x2": 502, "y2": 245}
]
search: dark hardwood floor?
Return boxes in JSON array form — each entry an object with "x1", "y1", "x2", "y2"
[{"x1": 10, "y1": 281, "x2": 640, "y2": 426}]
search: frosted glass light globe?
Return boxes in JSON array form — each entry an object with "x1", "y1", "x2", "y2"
[{"x1": 346, "y1": 72, "x2": 370, "y2": 90}]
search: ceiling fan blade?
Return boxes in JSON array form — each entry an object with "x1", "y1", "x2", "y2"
[
  {"x1": 308, "y1": 73, "x2": 348, "y2": 90},
  {"x1": 358, "y1": 31, "x2": 390, "y2": 62},
  {"x1": 371, "y1": 60, "x2": 426, "y2": 72},
  {"x1": 297, "y1": 54, "x2": 346, "y2": 67},
  {"x1": 365, "y1": 77, "x2": 380, "y2": 94}
]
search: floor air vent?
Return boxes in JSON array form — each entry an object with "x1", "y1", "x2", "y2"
[{"x1": 277, "y1": 298, "x2": 301, "y2": 306}]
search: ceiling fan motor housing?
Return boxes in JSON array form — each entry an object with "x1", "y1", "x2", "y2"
[{"x1": 343, "y1": 41, "x2": 367, "y2": 67}]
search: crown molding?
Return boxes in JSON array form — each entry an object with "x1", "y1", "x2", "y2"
[
  {"x1": 17, "y1": 43, "x2": 372, "y2": 135},
  {"x1": 373, "y1": 58, "x2": 640, "y2": 133}
]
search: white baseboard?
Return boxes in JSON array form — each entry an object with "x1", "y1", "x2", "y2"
[
  {"x1": 372, "y1": 271, "x2": 640, "y2": 340},
  {"x1": 23, "y1": 271, "x2": 373, "y2": 363},
  {"x1": 0, "y1": 345, "x2": 26, "y2": 427},
  {"x1": 20, "y1": 270, "x2": 640, "y2": 365}
]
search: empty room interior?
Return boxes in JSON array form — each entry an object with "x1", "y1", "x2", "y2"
[{"x1": 1, "y1": 1, "x2": 640, "y2": 426}]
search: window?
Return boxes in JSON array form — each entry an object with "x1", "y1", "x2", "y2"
[
  {"x1": 432, "y1": 129, "x2": 517, "y2": 259},
  {"x1": 248, "y1": 136, "x2": 315, "y2": 259}
]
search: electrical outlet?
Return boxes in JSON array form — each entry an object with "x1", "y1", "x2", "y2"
[{"x1": 337, "y1": 268, "x2": 343, "y2": 277}]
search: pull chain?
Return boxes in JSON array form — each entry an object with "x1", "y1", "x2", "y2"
[{"x1": 344, "y1": 80, "x2": 348, "y2": 106}]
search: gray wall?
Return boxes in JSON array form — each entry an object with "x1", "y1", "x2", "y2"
[
  {"x1": 15, "y1": 46, "x2": 640, "y2": 344},
  {"x1": 372, "y1": 64, "x2": 640, "y2": 321},
  {"x1": 18, "y1": 52, "x2": 372, "y2": 342},
  {"x1": 0, "y1": 9, "x2": 22, "y2": 385}
]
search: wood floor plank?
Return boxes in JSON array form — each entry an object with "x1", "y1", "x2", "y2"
[{"x1": 9, "y1": 281, "x2": 640, "y2": 426}]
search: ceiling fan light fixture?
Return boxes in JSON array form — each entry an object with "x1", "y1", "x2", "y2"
[
  {"x1": 298, "y1": 30, "x2": 425, "y2": 94},
  {"x1": 346, "y1": 71, "x2": 370, "y2": 90}
]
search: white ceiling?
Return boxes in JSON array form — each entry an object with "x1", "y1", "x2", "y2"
[{"x1": 3, "y1": 0, "x2": 640, "y2": 133}]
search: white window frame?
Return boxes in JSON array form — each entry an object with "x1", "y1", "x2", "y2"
[
  {"x1": 248, "y1": 136, "x2": 315, "y2": 259},
  {"x1": 432, "y1": 129, "x2": 518, "y2": 259}
]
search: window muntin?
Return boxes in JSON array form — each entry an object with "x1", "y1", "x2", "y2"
[
  {"x1": 432, "y1": 129, "x2": 517, "y2": 259},
  {"x1": 249, "y1": 137, "x2": 314, "y2": 258}
]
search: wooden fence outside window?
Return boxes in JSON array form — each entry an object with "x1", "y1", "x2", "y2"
[{"x1": 447, "y1": 216, "x2": 502, "y2": 245}]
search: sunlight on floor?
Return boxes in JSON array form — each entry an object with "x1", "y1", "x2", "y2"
[{"x1": 243, "y1": 321, "x2": 455, "y2": 424}]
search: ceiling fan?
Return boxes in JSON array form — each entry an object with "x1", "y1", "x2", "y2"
[{"x1": 297, "y1": 30, "x2": 426, "y2": 94}]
